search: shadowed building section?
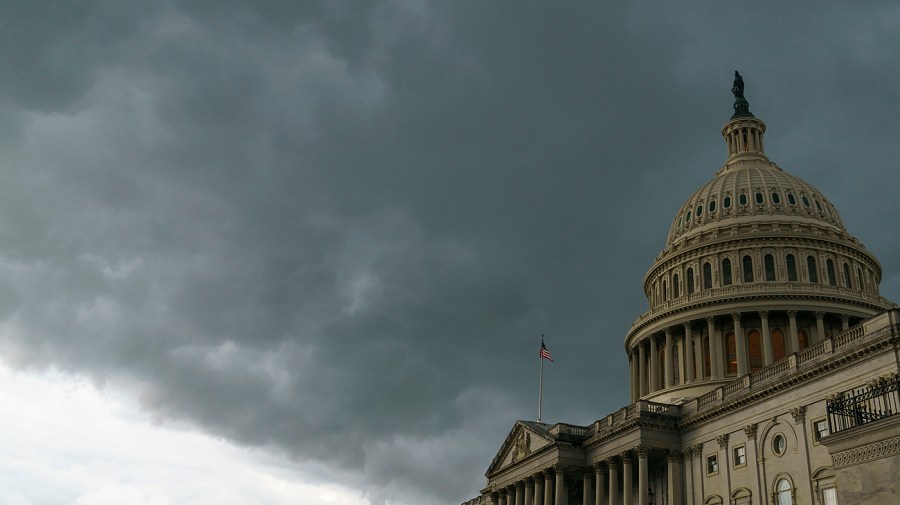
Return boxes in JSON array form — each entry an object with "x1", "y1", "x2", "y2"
[{"x1": 462, "y1": 75, "x2": 900, "y2": 505}]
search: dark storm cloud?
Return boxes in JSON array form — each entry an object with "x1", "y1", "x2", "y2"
[{"x1": 1, "y1": 1, "x2": 899, "y2": 503}]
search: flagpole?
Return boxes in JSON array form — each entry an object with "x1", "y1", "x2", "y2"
[{"x1": 538, "y1": 335, "x2": 544, "y2": 422}]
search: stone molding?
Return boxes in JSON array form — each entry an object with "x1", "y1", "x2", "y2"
[
  {"x1": 667, "y1": 450, "x2": 683, "y2": 462},
  {"x1": 635, "y1": 444, "x2": 649, "y2": 458},
  {"x1": 690, "y1": 443, "x2": 703, "y2": 457},
  {"x1": 830, "y1": 435, "x2": 900, "y2": 468},
  {"x1": 743, "y1": 423, "x2": 758, "y2": 439},
  {"x1": 593, "y1": 461, "x2": 607, "y2": 472},
  {"x1": 717, "y1": 434, "x2": 730, "y2": 448},
  {"x1": 620, "y1": 450, "x2": 634, "y2": 464},
  {"x1": 790, "y1": 406, "x2": 806, "y2": 424}
]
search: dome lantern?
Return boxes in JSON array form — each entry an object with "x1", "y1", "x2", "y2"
[{"x1": 722, "y1": 72, "x2": 767, "y2": 161}]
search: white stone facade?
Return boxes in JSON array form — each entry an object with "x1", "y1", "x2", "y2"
[{"x1": 463, "y1": 84, "x2": 900, "y2": 505}]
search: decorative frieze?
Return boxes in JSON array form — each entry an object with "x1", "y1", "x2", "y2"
[{"x1": 831, "y1": 436, "x2": 900, "y2": 468}]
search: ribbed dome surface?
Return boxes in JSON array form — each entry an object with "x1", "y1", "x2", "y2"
[{"x1": 666, "y1": 158, "x2": 846, "y2": 247}]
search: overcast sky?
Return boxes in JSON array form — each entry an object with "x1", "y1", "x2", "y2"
[{"x1": 1, "y1": 2, "x2": 899, "y2": 504}]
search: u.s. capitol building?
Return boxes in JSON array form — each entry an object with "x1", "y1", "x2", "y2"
[{"x1": 462, "y1": 75, "x2": 900, "y2": 505}]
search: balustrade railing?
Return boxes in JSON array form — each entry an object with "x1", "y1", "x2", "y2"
[{"x1": 827, "y1": 374, "x2": 900, "y2": 435}]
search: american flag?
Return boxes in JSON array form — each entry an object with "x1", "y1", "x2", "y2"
[{"x1": 540, "y1": 338, "x2": 554, "y2": 362}]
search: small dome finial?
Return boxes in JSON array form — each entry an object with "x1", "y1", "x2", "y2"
[{"x1": 731, "y1": 71, "x2": 754, "y2": 119}]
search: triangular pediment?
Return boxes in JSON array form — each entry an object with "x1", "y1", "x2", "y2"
[{"x1": 486, "y1": 421, "x2": 554, "y2": 476}]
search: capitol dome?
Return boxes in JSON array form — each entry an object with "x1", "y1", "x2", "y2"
[{"x1": 624, "y1": 74, "x2": 895, "y2": 403}]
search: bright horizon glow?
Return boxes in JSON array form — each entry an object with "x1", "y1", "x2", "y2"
[{"x1": 0, "y1": 361, "x2": 367, "y2": 505}]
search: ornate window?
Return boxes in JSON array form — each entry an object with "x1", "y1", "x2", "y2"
[
  {"x1": 807, "y1": 256, "x2": 818, "y2": 283},
  {"x1": 802, "y1": 195, "x2": 811, "y2": 208},
  {"x1": 771, "y1": 192, "x2": 781, "y2": 204},
  {"x1": 826, "y1": 259, "x2": 837, "y2": 286},
  {"x1": 858, "y1": 267, "x2": 866, "y2": 291},
  {"x1": 697, "y1": 204, "x2": 703, "y2": 217},
  {"x1": 775, "y1": 478, "x2": 793, "y2": 505},
  {"x1": 709, "y1": 199, "x2": 717, "y2": 212},
  {"x1": 687, "y1": 268, "x2": 695, "y2": 294},
  {"x1": 743, "y1": 255, "x2": 754, "y2": 283},
  {"x1": 748, "y1": 330, "x2": 762, "y2": 371},
  {"x1": 787, "y1": 193, "x2": 797, "y2": 205},
  {"x1": 771, "y1": 328, "x2": 786, "y2": 361},
  {"x1": 703, "y1": 262, "x2": 713, "y2": 289},
  {"x1": 773, "y1": 434, "x2": 787, "y2": 456},
  {"x1": 739, "y1": 194, "x2": 748, "y2": 206},
  {"x1": 673, "y1": 273, "x2": 680, "y2": 298},
  {"x1": 765, "y1": 254, "x2": 776, "y2": 281},
  {"x1": 662, "y1": 279, "x2": 668, "y2": 302},
  {"x1": 786, "y1": 254, "x2": 798, "y2": 281},
  {"x1": 724, "y1": 195, "x2": 732, "y2": 208},
  {"x1": 722, "y1": 258, "x2": 733, "y2": 286},
  {"x1": 843, "y1": 263, "x2": 852, "y2": 289},
  {"x1": 815, "y1": 200, "x2": 824, "y2": 212},
  {"x1": 755, "y1": 192, "x2": 765, "y2": 204}
]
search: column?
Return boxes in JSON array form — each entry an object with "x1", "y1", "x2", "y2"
[
  {"x1": 608, "y1": 458, "x2": 619, "y2": 505},
  {"x1": 840, "y1": 314, "x2": 849, "y2": 331},
  {"x1": 760, "y1": 311, "x2": 773, "y2": 366},
  {"x1": 594, "y1": 463, "x2": 605, "y2": 505},
  {"x1": 815, "y1": 311, "x2": 826, "y2": 344},
  {"x1": 554, "y1": 464, "x2": 565, "y2": 505},
  {"x1": 788, "y1": 310, "x2": 800, "y2": 353},
  {"x1": 649, "y1": 337, "x2": 659, "y2": 392},
  {"x1": 511, "y1": 484, "x2": 519, "y2": 505},
  {"x1": 732, "y1": 313, "x2": 747, "y2": 376},
  {"x1": 683, "y1": 450, "x2": 693, "y2": 505},
  {"x1": 499, "y1": 490, "x2": 507, "y2": 505},
  {"x1": 544, "y1": 470, "x2": 553, "y2": 505},
  {"x1": 667, "y1": 451, "x2": 683, "y2": 505},
  {"x1": 525, "y1": 479, "x2": 534, "y2": 505},
  {"x1": 582, "y1": 470, "x2": 591, "y2": 505},
  {"x1": 622, "y1": 452, "x2": 633, "y2": 505},
  {"x1": 664, "y1": 329, "x2": 674, "y2": 388},
  {"x1": 683, "y1": 323, "x2": 695, "y2": 382},
  {"x1": 637, "y1": 445, "x2": 649, "y2": 505},
  {"x1": 638, "y1": 344, "x2": 647, "y2": 397},
  {"x1": 707, "y1": 317, "x2": 721, "y2": 379},
  {"x1": 534, "y1": 473, "x2": 544, "y2": 505}
]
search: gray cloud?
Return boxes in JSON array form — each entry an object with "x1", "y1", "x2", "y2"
[{"x1": 1, "y1": 1, "x2": 899, "y2": 503}]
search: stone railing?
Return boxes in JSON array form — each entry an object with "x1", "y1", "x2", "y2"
[
  {"x1": 694, "y1": 311, "x2": 898, "y2": 413},
  {"x1": 629, "y1": 282, "x2": 891, "y2": 331}
]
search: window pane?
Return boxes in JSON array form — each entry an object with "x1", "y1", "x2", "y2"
[
  {"x1": 786, "y1": 254, "x2": 797, "y2": 281},
  {"x1": 743, "y1": 255, "x2": 754, "y2": 282},
  {"x1": 703, "y1": 263, "x2": 713, "y2": 289},
  {"x1": 723, "y1": 259, "x2": 733, "y2": 286},
  {"x1": 822, "y1": 487, "x2": 837, "y2": 505},
  {"x1": 765, "y1": 254, "x2": 776, "y2": 281},
  {"x1": 808, "y1": 256, "x2": 818, "y2": 283}
]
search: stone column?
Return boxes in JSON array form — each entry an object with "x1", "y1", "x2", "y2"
[
  {"x1": 664, "y1": 328, "x2": 674, "y2": 388},
  {"x1": 840, "y1": 314, "x2": 849, "y2": 331},
  {"x1": 593, "y1": 462, "x2": 605, "y2": 505},
  {"x1": 534, "y1": 472, "x2": 544, "y2": 505},
  {"x1": 554, "y1": 464, "x2": 565, "y2": 505},
  {"x1": 649, "y1": 336, "x2": 659, "y2": 392},
  {"x1": 491, "y1": 492, "x2": 499, "y2": 505},
  {"x1": 582, "y1": 470, "x2": 591, "y2": 505},
  {"x1": 683, "y1": 449, "x2": 693, "y2": 505},
  {"x1": 511, "y1": 484, "x2": 519, "y2": 505},
  {"x1": 622, "y1": 452, "x2": 633, "y2": 505},
  {"x1": 732, "y1": 313, "x2": 747, "y2": 376},
  {"x1": 525, "y1": 478, "x2": 534, "y2": 505},
  {"x1": 544, "y1": 470, "x2": 553, "y2": 505},
  {"x1": 788, "y1": 310, "x2": 800, "y2": 353},
  {"x1": 608, "y1": 458, "x2": 619, "y2": 505},
  {"x1": 637, "y1": 445, "x2": 649, "y2": 505},
  {"x1": 815, "y1": 311, "x2": 826, "y2": 344},
  {"x1": 760, "y1": 311, "x2": 773, "y2": 365},
  {"x1": 499, "y1": 490, "x2": 507, "y2": 505},
  {"x1": 638, "y1": 343, "x2": 647, "y2": 397},
  {"x1": 707, "y1": 317, "x2": 722, "y2": 379},
  {"x1": 667, "y1": 451, "x2": 683, "y2": 505},
  {"x1": 683, "y1": 323, "x2": 694, "y2": 382}
]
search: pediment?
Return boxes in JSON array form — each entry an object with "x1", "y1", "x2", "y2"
[{"x1": 486, "y1": 421, "x2": 554, "y2": 476}]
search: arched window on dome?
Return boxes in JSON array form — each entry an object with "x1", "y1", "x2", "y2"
[
  {"x1": 858, "y1": 267, "x2": 866, "y2": 292},
  {"x1": 748, "y1": 329, "x2": 762, "y2": 372},
  {"x1": 687, "y1": 268, "x2": 695, "y2": 295},
  {"x1": 775, "y1": 478, "x2": 794, "y2": 505},
  {"x1": 771, "y1": 328, "x2": 786, "y2": 361},
  {"x1": 755, "y1": 192, "x2": 765, "y2": 204},
  {"x1": 786, "y1": 254, "x2": 798, "y2": 281},
  {"x1": 662, "y1": 279, "x2": 668, "y2": 302},
  {"x1": 724, "y1": 195, "x2": 732, "y2": 208},
  {"x1": 709, "y1": 199, "x2": 717, "y2": 213},
  {"x1": 798, "y1": 329, "x2": 808, "y2": 351},
  {"x1": 787, "y1": 193, "x2": 797, "y2": 205},
  {"x1": 722, "y1": 258, "x2": 733, "y2": 286},
  {"x1": 826, "y1": 259, "x2": 837, "y2": 286},
  {"x1": 843, "y1": 263, "x2": 852, "y2": 289},
  {"x1": 764, "y1": 254, "x2": 776, "y2": 281},
  {"x1": 725, "y1": 331, "x2": 737, "y2": 376},
  {"x1": 771, "y1": 192, "x2": 781, "y2": 204},
  {"x1": 807, "y1": 256, "x2": 819, "y2": 283},
  {"x1": 739, "y1": 194, "x2": 748, "y2": 206},
  {"x1": 743, "y1": 255, "x2": 754, "y2": 283},
  {"x1": 673, "y1": 273, "x2": 680, "y2": 298},
  {"x1": 703, "y1": 262, "x2": 713, "y2": 290}
]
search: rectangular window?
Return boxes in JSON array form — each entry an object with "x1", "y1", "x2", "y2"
[
  {"x1": 814, "y1": 419, "x2": 830, "y2": 442},
  {"x1": 822, "y1": 487, "x2": 838, "y2": 505},
  {"x1": 733, "y1": 445, "x2": 746, "y2": 467},
  {"x1": 706, "y1": 454, "x2": 718, "y2": 475}
]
